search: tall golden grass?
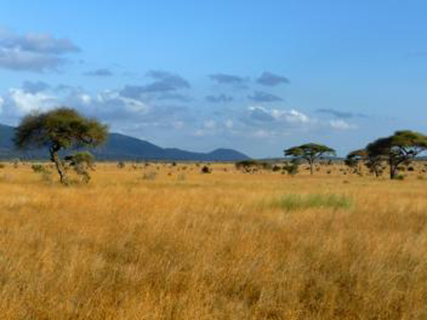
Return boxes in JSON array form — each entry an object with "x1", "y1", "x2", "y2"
[{"x1": 0, "y1": 162, "x2": 426, "y2": 319}]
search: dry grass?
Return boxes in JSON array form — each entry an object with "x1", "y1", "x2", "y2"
[{"x1": 0, "y1": 162, "x2": 427, "y2": 319}]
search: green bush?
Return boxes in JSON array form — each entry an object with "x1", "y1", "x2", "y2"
[
  {"x1": 393, "y1": 174, "x2": 405, "y2": 181},
  {"x1": 272, "y1": 194, "x2": 352, "y2": 211},
  {"x1": 282, "y1": 161, "x2": 299, "y2": 176},
  {"x1": 31, "y1": 164, "x2": 49, "y2": 173}
]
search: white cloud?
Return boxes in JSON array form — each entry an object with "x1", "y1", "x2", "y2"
[
  {"x1": 2, "y1": 88, "x2": 58, "y2": 115},
  {"x1": 329, "y1": 119, "x2": 357, "y2": 130},
  {"x1": 247, "y1": 106, "x2": 312, "y2": 125}
]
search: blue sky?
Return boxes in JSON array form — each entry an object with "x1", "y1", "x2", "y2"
[{"x1": 0, "y1": 0, "x2": 426, "y2": 157}]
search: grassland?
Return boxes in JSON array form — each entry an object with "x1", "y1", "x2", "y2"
[{"x1": 0, "y1": 162, "x2": 426, "y2": 319}]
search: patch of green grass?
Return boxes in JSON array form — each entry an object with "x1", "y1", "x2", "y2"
[{"x1": 272, "y1": 194, "x2": 353, "y2": 211}]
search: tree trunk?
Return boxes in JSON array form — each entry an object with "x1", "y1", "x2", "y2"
[
  {"x1": 309, "y1": 160, "x2": 314, "y2": 175},
  {"x1": 373, "y1": 167, "x2": 380, "y2": 177},
  {"x1": 50, "y1": 147, "x2": 68, "y2": 185},
  {"x1": 389, "y1": 159, "x2": 398, "y2": 180}
]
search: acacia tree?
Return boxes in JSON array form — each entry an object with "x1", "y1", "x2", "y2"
[
  {"x1": 14, "y1": 107, "x2": 108, "y2": 184},
  {"x1": 284, "y1": 143, "x2": 335, "y2": 175},
  {"x1": 345, "y1": 149, "x2": 383, "y2": 177},
  {"x1": 366, "y1": 130, "x2": 427, "y2": 179}
]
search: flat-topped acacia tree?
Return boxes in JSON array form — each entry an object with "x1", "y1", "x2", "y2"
[
  {"x1": 366, "y1": 130, "x2": 427, "y2": 179},
  {"x1": 14, "y1": 107, "x2": 108, "y2": 184},
  {"x1": 284, "y1": 143, "x2": 335, "y2": 175},
  {"x1": 345, "y1": 148, "x2": 384, "y2": 177}
]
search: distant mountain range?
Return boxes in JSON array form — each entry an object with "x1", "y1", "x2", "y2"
[{"x1": 0, "y1": 124, "x2": 250, "y2": 161}]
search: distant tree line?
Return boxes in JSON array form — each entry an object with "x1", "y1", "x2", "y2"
[
  {"x1": 283, "y1": 131, "x2": 427, "y2": 179},
  {"x1": 1, "y1": 106, "x2": 427, "y2": 184}
]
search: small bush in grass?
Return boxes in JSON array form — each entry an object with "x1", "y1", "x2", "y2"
[
  {"x1": 31, "y1": 164, "x2": 48, "y2": 173},
  {"x1": 272, "y1": 165, "x2": 282, "y2": 172},
  {"x1": 0, "y1": 163, "x2": 5, "y2": 169},
  {"x1": 272, "y1": 194, "x2": 352, "y2": 211},
  {"x1": 31, "y1": 164, "x2": 52, "y2": 182},
  {"x1": 201, "y1": 166, "x2": 211, "y2": 174},
  {"x1": 393, "y1": 174, "x2": 405, "y2": 181},
  {"x1": 64, "y1": 152, "x2": 96, "y2": 184},
  {"x1": 283, "y1": 161, "x2": 299, "y2": 176}
]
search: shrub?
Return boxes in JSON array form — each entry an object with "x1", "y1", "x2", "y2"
[
  {"x1": 31, "y1": 164, "x2": 52, "y2": 182},
  {"x1": 283, "y1": 161, "x2": 299, "y2": 176},
  {"x1": 393, "y1": 174, "x2": 405, "y2": 181},
  {"x1": 65, "y1": 152, "x2": 95, "y2": 184},
  {"x1": 31, "y1": 164, "x2": 48, "y2": 173},
  {"x1": 201, "y1": 166, "x2": 212, "y2": 174},
  {"x1": 260, "y1": 162, "x2": 272, "y2": 170},
  {"x1": 235, "y1": 160, "x2": 259, "y2": 171},
  {"x1": 272, "y1": 165, "x2": 282, "y2": 172}
]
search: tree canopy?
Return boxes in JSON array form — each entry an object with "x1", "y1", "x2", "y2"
[
  {"x1": 14, "y1": 107, "x2": 108, "y2": 184},
  {"x1": 345, "y1": 148, "x2": 383, "y2": 177},
  {"x1": 15, "y1": 108, "x2": 108, "y2": 151},
  {"x1": 284, "y1": 143, "x2": 335, "y2": 175},
  {"x1": 366, "y1": 130, "x2": 427, "y2": 179}
]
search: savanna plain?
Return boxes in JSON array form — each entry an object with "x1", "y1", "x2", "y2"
[{"x1": 0, "y1": 162, "x2": 427, "y2": 319}]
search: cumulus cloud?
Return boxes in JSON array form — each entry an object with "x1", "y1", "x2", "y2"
[
  {"x1": 316, "y1": 108, "x2": 368, "y2": 119},
  {"x1": 0, "y1": 27, "x2": 80, "y2": 72},
  {"x1": 205, "y1": 94, "x2": 233, "y2": 103},
  {"x1": 248, "y1": 91, "x2": 282, "y2": 103},
  {"x1": 235, "y1": 106, "x2": 358, "y2": 140},
  {"x1": 0, "y1": 81, "x2": 194, "y2": 137},
  {"x1": 247, "y1": 106, "x2": 310, "y2": 125},
  {"x1": 257, "y1": 71, "x2": 289, "y2": 86},
  {"x1": 0, "y1": 88, "x2": 58, "y2": 119},
  {"x1": 84, "y1": 68, "x2": 113, "y2": 77}
]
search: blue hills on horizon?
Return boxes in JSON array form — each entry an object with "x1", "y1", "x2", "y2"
[{"x1": 0, "y1": 123, "x2": 250, "y2": 162}]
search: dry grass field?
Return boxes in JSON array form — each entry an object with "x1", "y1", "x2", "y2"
[{"x1": 0, "y1": 161, "x2": 427, "y2": 319}]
